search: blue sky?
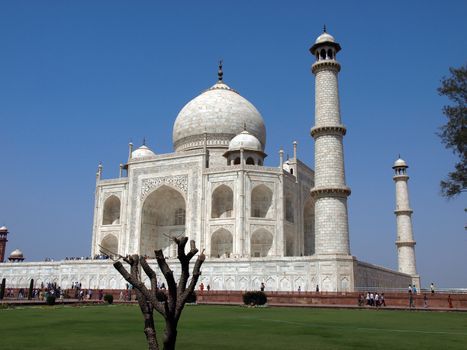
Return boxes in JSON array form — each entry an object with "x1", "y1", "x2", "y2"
[{"x1": 1, "y1": 1, "x2": 466, "y2": 288}]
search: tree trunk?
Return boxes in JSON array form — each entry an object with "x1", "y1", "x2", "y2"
[
  {"x1": 163, "y1": 319, "x2": 178, "y2": 350},
  {"x1": 143, "y1": 310, "x2": 158, "y2": 350}
]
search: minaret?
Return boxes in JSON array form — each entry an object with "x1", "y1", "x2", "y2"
[
  {"x1": 393, "y1": 157, "x2": 419, "y2": 285},
  {"x1": 310, "y1": 28, "x2": 351, "y2": 255},
  {"x1": 0, "y1": 226, "x2": 9, "y2": 263}
]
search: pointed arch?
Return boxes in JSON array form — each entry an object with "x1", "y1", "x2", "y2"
[
  {"x1": 210, "y1": 228, "x2": 233, "y2": 258},
  {"x1": 102, "y1": 195, "x2": 121, "y2": 225},
  {"x1": 100, "y1": 234, "x2": 118, "y2": 256},
  {"x1": 250, "y1": 228, "x2": 273, "y2": 257},
  {"x1": 303, "y1": 195, "x2": 315, "y2": 255},
  {"x1": 140, "y1": 185, "x2": 186, "y2": 258},
  {"x1": 251, "y1": 184, "x2": 273, "y2": 218},
  {"x1": 211, "y1": 185, "x2": 233, "y2": 218}
]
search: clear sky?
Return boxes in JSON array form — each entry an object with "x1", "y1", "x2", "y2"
[{"x1": 1, "y1": 1, "x2": 466, "y2": 288}]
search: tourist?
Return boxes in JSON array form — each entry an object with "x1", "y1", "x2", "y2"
[
  {"x1": 408, "y1": 284, "x2": 413, "y2": 294},
  {"x1": 298, "y1": 286, "x2": 301, "y2": 293},
  {"x1": 409, "y1": 292, "x2": 414, "y2": 308},
  {"x1": 448, "y1": 295, "x2": 453, "y2": 308},
  {"x1": 365, "y1": 292, "x2": 370, "y2": 305},
  {"x1": 380, "y1": 293, "x2": 386, "y2": 307},
  {"x1": 375, "y1": 293, "x2": 380, "y2": 307},
  {"x1": 199, "y1": 282, "x2": 204, "y2": 292},
  {"x1": 316, "y1": 285, "x2": 319, "y2": 293},
  {"x1": 207, "y1": 284, "x2": 211, "y2": 292},
  {"x1": 412, "y1": 284, "x2": 417, "y2": 295},
  {"x1": 430, "y1": 282, "x2": 435, "y2": 294},
  {"x1": 369, "y1": 292, "x2": 374, "y2": 306},
  {"x1": 423, "y1": 293, "x2": 428, "y2": 308},
  {"x1": 260, "y1": 282, "x2": 265, "y2": 292},
  {"x1": 358, "y1": 294, "x2": 364, "y2": 307}
]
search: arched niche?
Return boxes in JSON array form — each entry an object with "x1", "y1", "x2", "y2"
[
  {"x1": 250, "y1": 229, "x2": 273, "y2": 257},
  {"x1": 251, "y1": 184, "x2": 273, "y2": 218},
  {"x1": 285, "y1": 196, "x2": 294, "y2": 223},
  {"x1": 210, "y1": 228, "x2": 233, "y2": 258},
  {"x1": 101, "y1": 234, "x2": 119, "y2": 256},
  {"x1": 285, "y1": 230, "x2": 295, "y2": 256},
  {"x1": 246, "y1": 157, "x2": 255, "y2": 165},
  {"x1": 211, "y1": 185, "x2": 233, "y2": 218},
  {"x1": 140, "y1": 185, "x2": 186, "y2": 258},
  {"x1": 303, "y1": 196, "x2": 315, "y2": 255},
  {"x1": 102, "y1": 195, "x2": 121, "y2": 225}
]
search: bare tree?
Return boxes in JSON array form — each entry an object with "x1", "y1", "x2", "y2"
[{"x1": 109, "y1": 237, "x2": 205, "y2": 350}]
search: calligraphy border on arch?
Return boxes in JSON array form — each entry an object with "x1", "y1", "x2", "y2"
[{"x1": 140, "y1": 175, "x2": 188, "y2": 201}]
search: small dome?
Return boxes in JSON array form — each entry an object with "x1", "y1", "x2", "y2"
[
  {"x1": 393, "y1": 158, "x2": 408, "y2": 168},
  {"x1": 0, "y1": 226, "x2": 8, "y2": 231},
  {"x1": 131, "y1": 145, "x2": 156, "y2": 159},
  {"x1": 315, "y1": 32, "x2": 335, "y2": 44},
  {"x1": 228, "y1": 130, "x2": 263, "y2": 152},
  {"x1": 9, "y1": 249, "x2": 23, "y2": 258}
]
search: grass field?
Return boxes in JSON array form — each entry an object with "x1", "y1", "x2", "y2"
[{"x1": 1, "y1": 304, "x2": 466, "y2": 349}]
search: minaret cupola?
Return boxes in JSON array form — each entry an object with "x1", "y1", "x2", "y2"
[{"x1": 310, "y1": 25, "x2": 341, "y2": 62}]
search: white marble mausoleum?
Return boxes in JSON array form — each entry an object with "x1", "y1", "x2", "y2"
[{"x1": 0, "y1": 30, "x2": 420, "y2": 292}]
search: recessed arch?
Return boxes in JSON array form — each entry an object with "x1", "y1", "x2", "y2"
[
  {"x1": 140, "y1": 185, "x2": 186, "y2": 258},
  {"x1": 211, "y1": 228, "x2": 233, "y2": 258},
  {"x1": 234, "y1": 157, "x2": 240, "y2": 165},
  {"x1": 285, "y1": 196, "x2": 294, "y2": 223},
  {"x1": 251, "y1": 184, "x2": 273, "y2": 218},
  {"x1": 303, "y1": 196, "x2": 315, "y2": 255},
  {"x1": 101, "y1": 234, "x2": 118, "y2": 256},
  {"x1": 246, "y1": 157, "x2": 255, "y2": 165},
  {"x1": 250, "y1": 229, "x2": 273, "y2": 257},
  {"x1": 102, "y1": 195, "x2": 121, "y2": 225},
  {"x1": 211, "y1": 185, "x2": 233, "y2": 218}
]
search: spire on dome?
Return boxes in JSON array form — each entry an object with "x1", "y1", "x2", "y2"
[
  {"x1": 323, "y1": 24, "x2": 327, "y2": 33},
  {"x1": 218, "y1": 59, "x2": 223, "y2": 82}
]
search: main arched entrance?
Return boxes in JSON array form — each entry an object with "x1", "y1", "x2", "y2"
[{"x1": 140, "y1": 185, "x2": 186, "y2": 258}]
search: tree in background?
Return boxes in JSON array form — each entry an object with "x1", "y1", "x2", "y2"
[
  {"x1": 437, "y1": 64, "x2": 467, "y2": 198},
  {"x1": 109, "y1": 237, "x2": 205, "y2": 350}
]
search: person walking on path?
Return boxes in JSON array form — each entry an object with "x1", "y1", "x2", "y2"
[
  {"x1": 409, "y1": 294, "x2": 415, "y2": 308},
  {"x1": 423, "y1": 293, "x2": 428, "y2": 308},
  {"x1": 430, "y1": 283, "x2": 435, "y2": 294}
]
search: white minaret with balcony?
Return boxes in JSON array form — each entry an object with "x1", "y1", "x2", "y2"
[
  {"x1": 393, "y1": 157, "x2": 420, "y2": 287},
  {"x1": 309, "y1": 28, "x2": 351, "y2": 256}
]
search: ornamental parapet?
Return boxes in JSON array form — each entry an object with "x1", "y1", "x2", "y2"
[
  {"x1": 310, "y1": 186, "x2": 351, "y2": 198},
  {"x1": 312, "y1": 60, "x2": 341, "y2": 74},
  {"x1": 395, "y1": 240, "x2": 416, "y2": 247},
  {"x1": 394, "y1": 209, "x2": 413, "y2": 215},
  {"x1": 310, "y1": 125, "x2": 346, "y2": 138}
]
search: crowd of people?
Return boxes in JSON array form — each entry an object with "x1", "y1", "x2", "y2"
[{"x1": 359, "y1": 292, "x2": 386, "y2": 307}]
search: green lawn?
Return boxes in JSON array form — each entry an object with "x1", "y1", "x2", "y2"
[{"x1": 1, "y1": 304, "x2": 466, "y2": 349}]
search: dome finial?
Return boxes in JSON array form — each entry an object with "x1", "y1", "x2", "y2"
[
  {"x1": 218, "y1": 59, "x2": 223, "y2": 82},
  {"x1": 142, "y1": 137, "x2": 146, "y2": 146},
  {"x1": 243, "y1": 122, "x2": 247, "y2": 131},
  {"x1": 323, "y1": 24, "x2": 327, "y2": 33}
]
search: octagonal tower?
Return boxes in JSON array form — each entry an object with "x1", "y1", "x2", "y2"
[{"x1": 310, "y1": 28, "x2": 351, "y2": 256}]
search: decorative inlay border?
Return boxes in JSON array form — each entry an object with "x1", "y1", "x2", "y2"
[{"x1": 140, "y1": 175, "x2": 188, "y2": 201}]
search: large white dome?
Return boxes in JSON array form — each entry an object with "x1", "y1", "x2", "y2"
[{"x1": 173, "y1": 81, "x2": 266, "y2": 152}]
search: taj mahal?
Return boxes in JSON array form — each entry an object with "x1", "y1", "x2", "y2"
[{"x1": 0, "y1": 30, "x2": 420, "y2": 292}]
